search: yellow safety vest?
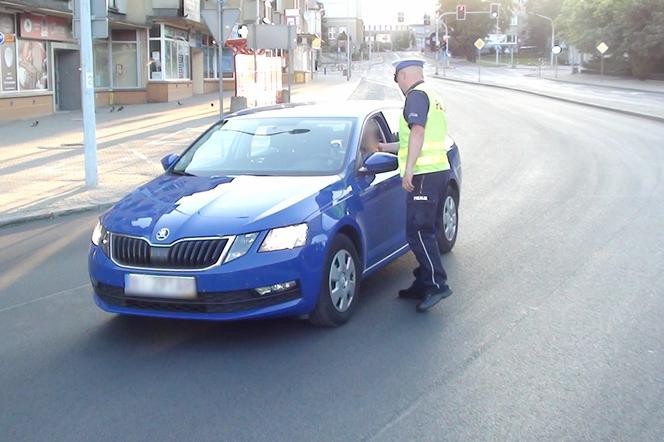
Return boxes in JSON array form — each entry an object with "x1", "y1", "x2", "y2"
[{"x1": 399, "y1": 83, "x2": 450, "y2": 176}]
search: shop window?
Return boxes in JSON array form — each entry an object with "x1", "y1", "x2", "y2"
[
  {"x1": 149, "y1": 24, "x2": 191, "y2": 81},
  {"x1": 112, "y1": 43, "x2": 138, "y2": 87},
  {"x1": 18, "y1": 40, "x2": 48, "y2": 91},
  {"x1": 149, "y1": 25, "x2": 161, "y2": 39},
  {"x1": 204, "y1": 46, "x2": 216, "y2": 79},
  {"x1": 92, "y1": 29, "x2": 140, "y2": 88},
  {"x1": 0, "y1": 13, "x2": 18, "y2": 92},
  {"x1": 0, "y1": 12, "x2": 14, "y2": 33},
  {"x1": 93, "y1": 43, "x2": 111, "y2": 88}
]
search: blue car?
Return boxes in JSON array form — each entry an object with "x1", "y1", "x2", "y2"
[{"x1": 89, "y1": 102, "x2": 462, "y2": 326}]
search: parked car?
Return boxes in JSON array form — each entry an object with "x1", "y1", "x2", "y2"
[{"x1": 89, "y1": 101, "x2": 462, "y2": 326}]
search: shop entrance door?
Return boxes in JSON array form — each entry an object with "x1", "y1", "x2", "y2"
[{"x1": 54, "y1": 49, "x2": 81, "y2": 111}]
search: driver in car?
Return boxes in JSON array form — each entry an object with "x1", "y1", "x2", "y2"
[{"x1": 360, "y1": 120, "x2": 381, "y2": 161}]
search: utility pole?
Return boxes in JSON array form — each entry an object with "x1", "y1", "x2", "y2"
[
  {"x1": 435, "y1": 14, "x2": 440, "y2": 75},
  {"x1": 287, "y1": 24, "x2": 294, "y2": 101},
  {"x1": 217, "y1": 0, "x2": 224, "y2": 119},
  {"x1": 347, "y1": 36, "x2": 351, "y2": 81},
  {"x1": 79, "y1": 0, "x2": 98, "y2": 187},
  {"x1": 535, "y1": 13, "x2": 555, "y2": 67}
]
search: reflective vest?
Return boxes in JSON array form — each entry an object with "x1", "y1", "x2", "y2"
[{"x1": 399, "y1": 83, "x2": 450, "y2": 176}]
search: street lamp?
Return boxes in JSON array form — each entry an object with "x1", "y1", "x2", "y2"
[{"x1": 534, "y1": 13, "x2": 555, "y2": 67}]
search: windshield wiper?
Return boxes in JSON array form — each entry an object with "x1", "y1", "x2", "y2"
[{"x1": 224, "y1": 128, "x2": 310, "y2": 137}]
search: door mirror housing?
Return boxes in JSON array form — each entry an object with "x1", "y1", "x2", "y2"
[
  {"x1": 359, "y1": 152, "x2": 399, "y2": 175},
  {"x1": 161, "y1": 153, "x2": 180, "y2": 171}
]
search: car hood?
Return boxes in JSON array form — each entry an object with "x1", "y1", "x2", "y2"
[{"x1": 101, "y1": 174, "x2": 343, "y2": 240}]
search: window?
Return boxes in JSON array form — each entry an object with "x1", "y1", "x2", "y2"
[
  {"x1": 0, "y1": 13, "x2": 18, "y2": 92},
  {"x1": 149, "y1": 24, "x2": 191, "y2": 81},
  {"x1": 93, "y1": 43, "x2": 110, "y2": 87},
  {"x1": 510, "y1": 15, "x2": 518, "y2": 26},
  {"x1": 17, "y1": 40, "x2": 48, "y2": 91},
  {"x1": 204, "y1": 46, "x2": 217, "y2": 79},
  {"x1": 173, "y1": 117, "x2": 355, "y2": 177},
  {"x1": 327, "y1": 27, "x2": 336, "y2": 40},
  {"x1": 507, "y1": 34, "x2": 517, "y2": 44},
  {"x1": 92, "y1": 29, "x2": 140, "y2": 88},
  {"x1": 0, "y1": 12, "x2": 14, "y2": 33},
  {"x1": 359, "y1": 117, "x2": 386, "y2": 161}
]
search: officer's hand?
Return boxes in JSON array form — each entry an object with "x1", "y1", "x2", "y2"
[{"x1": 402, "y1": 171, "x2": 414, "y2": 192}]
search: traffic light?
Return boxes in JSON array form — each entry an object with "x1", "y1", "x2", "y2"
[
  {"x1": 398, "y1": 12, "x2": 404, "y2": 23},
  {"x1": 456, "y1": 5, "x2": 466, "y2": 21},
  {"x1": 423, "y1": 14, "x2": 430, "y2": 25},
  {"x1": 490, "y1": 3, "x2": 499, "y2": 19}
]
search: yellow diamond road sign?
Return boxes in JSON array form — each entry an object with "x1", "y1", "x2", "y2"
[
  {"x1": 597, "y1": 42, "x2": 609, "y2": 54},
  {"x1": 474, "y1": 38, "x2": 485, "y2": 50}
]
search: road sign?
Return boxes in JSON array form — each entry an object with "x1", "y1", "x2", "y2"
[
  {"x1": 552, "y1": 45, "x2": 562, "y2": 55},
  {"x1": 474, "y1": 38, "x2": 485, "y2": 50},
  {"x1": 246, "y1": 24, "x2": 296, "y2": 50},
  {"x1": 597, "y1": 42, "x2": 609, "y2": 54},
  {"x1": 201, "y1": 8, "x2": 241, "y2": 44},
  {"x1": 0, "y1": 32, "x2": 4, "y2": 45}
]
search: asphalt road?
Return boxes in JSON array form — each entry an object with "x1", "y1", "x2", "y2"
[{"x1": 2, "y1": 63, "x2": 664, "y2": 441}]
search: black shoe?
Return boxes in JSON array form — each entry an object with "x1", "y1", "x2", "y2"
[
  {"x1": 416, "y1": 285, "x2": 453, "y2": 312},
  {"x1": 398, "y1": 282, "x2": 425, "y2": 300}
]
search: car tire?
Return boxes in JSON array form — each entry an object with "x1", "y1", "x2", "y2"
[
  {"x1": 437, "y1": 185, "x2": 459, "y2": 254},
  {"x1": 309, "y1": 234, "x2": 361, "y2": 327}
]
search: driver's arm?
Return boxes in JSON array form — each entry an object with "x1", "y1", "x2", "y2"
[{"x1": 377, "y1": 142, "x2": 399, "y2": 153}]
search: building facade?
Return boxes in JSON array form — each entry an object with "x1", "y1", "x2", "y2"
[{"x1": 0, "y1": 0, "x2": 315, "y2": 121}]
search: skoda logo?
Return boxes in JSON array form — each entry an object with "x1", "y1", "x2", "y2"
[{"x1": 155, "y1": 227, "x2": 170, "y2": 241}]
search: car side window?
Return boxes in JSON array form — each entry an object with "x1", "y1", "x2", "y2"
[
  {"x1": 358, "y1": 116, "x2": 386, "y2": 166},
  {"x1": 382, "y1": 108, "x2": 401, "y2": 142}
]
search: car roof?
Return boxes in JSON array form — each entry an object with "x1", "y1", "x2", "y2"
[{"x1": 226, "y1": 100, "x2": 403, "y2": 121}]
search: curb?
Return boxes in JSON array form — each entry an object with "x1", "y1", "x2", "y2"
[
  {"x1": 0, "y1": 202, "x2": 117, "y2": 229},
  {"x1": 432, "y1": 75, "x2": 664, "y2": 124}
]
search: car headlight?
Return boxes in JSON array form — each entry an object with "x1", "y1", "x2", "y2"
[
  {"x1": 224, "y1": 232, "x2": 259, "y2": 263},
  {"x1": 259, "y1": 223, "x2": 308, "y2": 252},
  {"x1": 91, "y1": 221, "x2": 110, "y2": 255}
]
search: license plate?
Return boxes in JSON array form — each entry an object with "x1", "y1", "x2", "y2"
[{"x1": 124, "y1": 274, "x2": 197, "y2": 299}]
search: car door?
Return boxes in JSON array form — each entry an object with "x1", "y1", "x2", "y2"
[{"x1": 354, "y1": 113, "x2": 406, "y2": 269}]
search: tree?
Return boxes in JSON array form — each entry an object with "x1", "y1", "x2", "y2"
[
  {"x1": 525, "y1": 0, "x2": 564, "y2": 54},
  {"x1": 558, "y1": 0, "x2": 664, "y2": 79},
  {"x1": 438, "y1": 0, "x2": 515, "y2": 61}
]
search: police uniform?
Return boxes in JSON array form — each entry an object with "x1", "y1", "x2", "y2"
[{"x1": 393, "y1": 58, "x2": 452, "y2": 311}]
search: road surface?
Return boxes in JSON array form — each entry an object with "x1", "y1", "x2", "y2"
[{"x1": 1, "y1": 61, "x2": 664, "y2": 441}]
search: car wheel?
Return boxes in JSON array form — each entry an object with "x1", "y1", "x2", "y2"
[
  {"x1": 309, "y1": 235, "x2": 361, "y2": 327},
  {"x1": 437, "y1": 185, "x2": 459, "y2": 254}
]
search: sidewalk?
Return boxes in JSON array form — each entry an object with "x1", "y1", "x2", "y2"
[
  {"x1": 0, "y1": 72, "x2": 361, "y2": 227},
  {"x1": 438, "y1": 58, "x2": 664, "y2": 93},
  {"x1": 429, "y1": 57, "x2": 664, "y2": 121}
]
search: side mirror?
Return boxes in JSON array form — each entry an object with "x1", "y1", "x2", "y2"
[
  {"x1": 359, "y1": 152, "x2": 398, "y2": 175},
  {"x1": 161, "y1": 153, "x2": 180, "y2": 171}
]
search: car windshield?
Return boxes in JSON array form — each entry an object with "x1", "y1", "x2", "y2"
[{"x1": 172, "y1": 117, "x2": 355, "y2": 177}]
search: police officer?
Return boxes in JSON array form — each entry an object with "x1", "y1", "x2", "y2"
[{"x1": 378, "y1": 58, "x2": 453, "y2": 312}]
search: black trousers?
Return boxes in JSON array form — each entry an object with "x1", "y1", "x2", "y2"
[{"x1": 406, "y1": 170, "x2": 450, "y2": 289}]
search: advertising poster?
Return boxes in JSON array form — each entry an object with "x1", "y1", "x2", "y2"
[
  {"x1": 20, "y1": 13, "x2": 72, "y2": 41},
  {"x1": 1, "y1": 33, "x2": 18, "y2": 91},
  {"x1": 18, "y1": 40, "x2": 47, "y2": 90}
]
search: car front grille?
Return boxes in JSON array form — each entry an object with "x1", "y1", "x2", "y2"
[
  {"x1": 94, "y1": 283, "x2": 301, "y2": 314},
  {"x1": 111, "y1": 234, "x2": 229, "y2": 270}
]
